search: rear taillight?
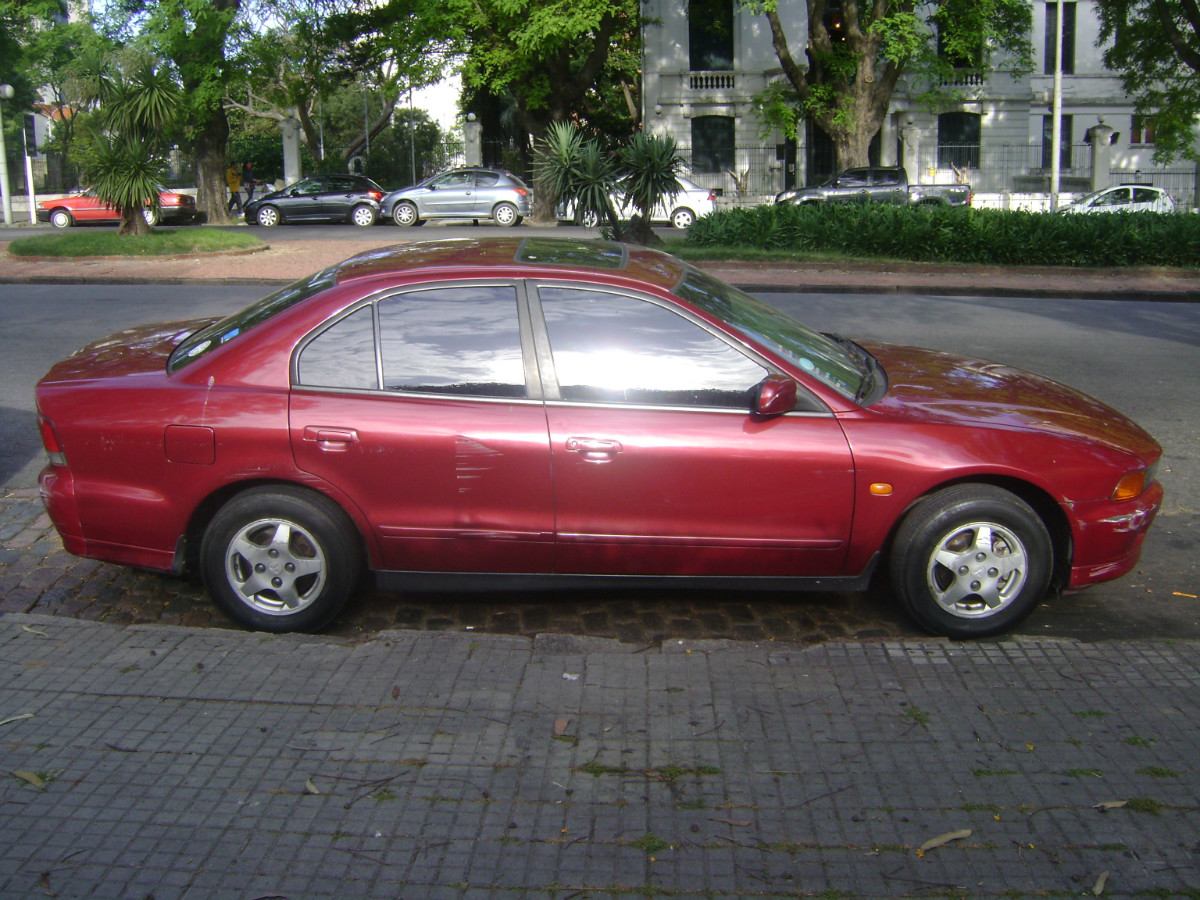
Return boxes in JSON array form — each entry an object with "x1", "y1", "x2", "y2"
[
  {"x1": 39, "y1": 416, "x2": 67, "y2": 467},
  {"x1": 514, "y1": 187, "x2": 529, "y2": 197},
  {"x1": 369, "y1": 190, "x2": 384, "y2": 202}
]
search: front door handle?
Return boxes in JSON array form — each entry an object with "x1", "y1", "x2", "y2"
[
  {"x1": 565, "y1": 437, "x2": 622, "y2": 463},
  {"x1": 303, "y1": 426, "x2": 359, "y2": 452}
]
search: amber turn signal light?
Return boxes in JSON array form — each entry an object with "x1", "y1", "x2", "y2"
[
  {"x1": 869, "y1": 483, "x2": 894, "y2": 496},
  {"x1": 1111, "y1": 471, "x2": 1146, "y2": 501}
]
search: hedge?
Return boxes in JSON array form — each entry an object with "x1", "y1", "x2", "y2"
[{"x1": 685, "y1": 202, "x2": 1200, "y2": 268}]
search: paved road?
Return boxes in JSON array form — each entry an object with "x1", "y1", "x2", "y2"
[{"x1": 2, "y1": 284, "x2": 1197, "y2": 643}]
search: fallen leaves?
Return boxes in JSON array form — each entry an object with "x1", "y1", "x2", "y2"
[{"x1": 915, "y1": 828, "x2": 972, "y2": 858}]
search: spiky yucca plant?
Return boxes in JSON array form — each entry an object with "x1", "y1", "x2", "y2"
[
  {"x1": 618, "y1": 132, "x2": 684, "y2": 244},
  {"x1": 78, "y1": 58, "x2": 179, "y2": 236}
]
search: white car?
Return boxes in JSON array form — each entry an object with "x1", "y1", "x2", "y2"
[
  {"x1": 559, "y1": 176, "x2": 718, "y2": 228},
  {"x1": 1061, "y1": 184, "x2": 1175, "y2": 214}
]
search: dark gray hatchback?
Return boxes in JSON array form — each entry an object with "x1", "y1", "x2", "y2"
[{"x1": 245, "y1": 175, "x2": 385, "y2": 227}]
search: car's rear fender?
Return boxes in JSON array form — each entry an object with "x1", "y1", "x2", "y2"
[{"x1": 178, "y1": 476, "x2": 382, "y2": 576}]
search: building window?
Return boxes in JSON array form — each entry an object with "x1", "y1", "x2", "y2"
[
  {"x1": 937, "y1": 112, "x2": 981, "y2": 169},
  {"x1": 689, "y1": 0, "x2": 734, "y2": 71},
  {"x1": 1042, "y1": 114, "x2": 1074, "y2": 170},
  {"x1": 1043, "y1": 2, "x2": 1076, "y2": 75},
  {"x1": 1131, "y1": 115, "x2": 1156, "y2": 145},
  {"x1": 691, "y1": 116, "x2": 735, "y2": 174}
]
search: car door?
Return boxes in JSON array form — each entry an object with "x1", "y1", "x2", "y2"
[
  {"x1": 317, "y1": 176, "x2": 360, "y2": 221},
  {"x1": 425, "y1": 171, "x2": 476, "y2": 217},
  {"x1": 1088, "y1": 187, "x2": 1131, "y2": 212},
  {"x1": 282, "y1": 177, "x2": 328, "y2": 219},
  {"x1": 531, "y1": 284, "x2": 855, "y2": 578},
  {"x1": 289, "y1": 282, "x2": 554, "y2": 573},
  {"x1": 870, "y1": 170, "x2": 907, "y2": 204},
  {"x1": 1130, "y1": 187, "x2": 1164, "y2": 212}
]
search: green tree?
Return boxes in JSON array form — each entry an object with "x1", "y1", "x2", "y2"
[
  {"x1": 1096, "y1": 0, "x2": 1200, "y2": 163},
  {"x1": 747, "y1": 0, "x2": 1032, "y2": 170},
  {"x1": 107, "y1": 0, "x2": 241, "y2": 224},
  {"x1": 451, "y1": 0, "x2": 642, "y2": 218},
  {"x1": 75, "y1": 54, "x2": 180, "y2": 235}
]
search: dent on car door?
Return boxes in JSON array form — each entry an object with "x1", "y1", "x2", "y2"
[
  {"x1": 531, "y1": 285, "x2": 856, "y2": 577},
  {"x1": 289, "y1": 283, "x2": 554, "y2": 573}
]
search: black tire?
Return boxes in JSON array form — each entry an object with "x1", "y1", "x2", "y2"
[
  {"x1": 200, "y1": 486, "x2": 362, "y2": 633},
  {"x1": 889, "y1": 484, "x2": 1052, "y2": 638},
  {"x1": 393, "y1": 201, "x2": 419, "y2": 227},
  {"x1": 350, "y1": 203, "x2": 377, "y2": 227},
  {"x1": 492, "y1": 201, "x2": 520, "y2": 227},
  {"x1": 256, "y1": 205, "x2": 282, "y2": 227},
  {"x1": 576, "y1": 208, "x2": 601, "y2": 228},
  {"x1": 49, "y1": 208, "x2": 74, "y2": 229}
]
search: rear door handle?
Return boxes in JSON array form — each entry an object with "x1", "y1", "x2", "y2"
[
  {"x1": 303, "y1": 426, "x2": 359, "y2": 452},
  {"x1": 565, "y1": 437, "x2": 622, "y2": 463}
]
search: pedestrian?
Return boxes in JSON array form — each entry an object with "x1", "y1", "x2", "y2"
[
  {"x1": 226, "y1": 163, "x2": 243, "y2": 211},
  {"x1": 242, "y1": 162, "x2": 256, "y2": 204}
]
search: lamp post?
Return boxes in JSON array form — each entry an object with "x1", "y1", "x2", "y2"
[{"x1": 0, "y1": 83, "x2": 15, "y2": 226}]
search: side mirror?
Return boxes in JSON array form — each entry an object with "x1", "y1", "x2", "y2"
[
  {"x1": 753, "y1": 375, "x2": 797, "y2": 417},
  {"x1": 289, "y1": 189, "x2": 302, "y2": 197}
]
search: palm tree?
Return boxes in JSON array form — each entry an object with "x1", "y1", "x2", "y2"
[
  {"x1": 534, "y1": 122, "x2": 683, "y2": 246},
  {"x1": 78, "y1": 57, "x2": 179, "y2": 236}
]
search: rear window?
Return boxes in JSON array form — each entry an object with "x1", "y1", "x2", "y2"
[{"x1": 168, "y1": 268, "x2": 337, "y2": 372}]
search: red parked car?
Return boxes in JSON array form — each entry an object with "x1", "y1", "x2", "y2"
[
  {"x1": 37, "y1": 188, "x2": 198, "y2": 228},
  {"x1": 36, "y1": 239, "x2": 1162, "y2": 637}
]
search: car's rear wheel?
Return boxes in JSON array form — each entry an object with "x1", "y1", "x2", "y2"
[
  {"x1": 889, "y1": 485, "x2": 1052, "y2": 639},
  {"x1": 576, "y1": 208, "x2": 601, "y2": 228},
  {"x1": 492, "y1": 202, "x2": 520, "y2": 227},
  {"x1": 669, "y1": 207, "x2": 695, "y2": 229},
  {"x1": 143, "y1": 208, "x2": 159, "y2": 226},
  {"x1": 201, "y1": 486, "x2": 362, "y2": 633},
  {"x1": 350, "y1": 203, "x2": 377, "y2": 227},
  {"x1": 256, "y1": 205, "x2": 282, "y2": 227},
  {"x1": 49, "y1": 209, "x2": 73, "y2": 229},
  {"x1": 393, "y1": 201, "x2": 419, "y2": 226}
]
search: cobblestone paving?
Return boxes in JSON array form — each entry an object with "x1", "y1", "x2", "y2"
[
  {"x1": 1, "y1": 614, "x2": 1197, "y2": 897},
  {"x1": 1, "y1": 488, "x2": 919, "y2": 644}
]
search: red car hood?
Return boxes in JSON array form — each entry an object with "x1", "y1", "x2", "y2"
[
  {"x1": 863, "y1": 342, "x2": 1160, "y2": 459},
  {"x1": 39, "y1": 317, "x2": 219, "y2": 384}
]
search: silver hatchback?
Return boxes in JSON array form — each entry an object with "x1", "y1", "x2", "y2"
[{"x1": 382, "y1": 168, "x2": 532, "y2": 227}]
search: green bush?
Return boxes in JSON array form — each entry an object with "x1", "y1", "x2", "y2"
[{"x1": 686, "y1": 203, "x2": 1200, "y2": 268}]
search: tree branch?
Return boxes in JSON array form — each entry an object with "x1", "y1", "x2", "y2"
[
  {"x1": 767, "y1": 8, "x2": 809, "y2": 97},
  {"x1": 1152, "y1": 0, "x2": 1200, "y2": 72}
]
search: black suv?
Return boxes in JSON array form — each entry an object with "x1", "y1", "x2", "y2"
[{"x1": 245, "y1": 175, "x2": 385, "y2": 227}]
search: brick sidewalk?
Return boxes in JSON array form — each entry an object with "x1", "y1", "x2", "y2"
[
  {"x1": 1, "y1": 612, "x2": 1197, "y2": 897},
  {"x1": 4, "y1": 235, "x2": 1200, "y2": 299}
]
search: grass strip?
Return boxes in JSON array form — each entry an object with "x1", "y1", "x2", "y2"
[{"x1": 7, "y1": 229, "x2": 265, "y2": 258}]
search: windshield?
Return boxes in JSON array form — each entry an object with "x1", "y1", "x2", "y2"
[
  {"x1": 168, "y1": 267, "x2": 337, "y2": 372},
  {"x1": 675, "y1": 267, "x2": 868, "y2": 399}
]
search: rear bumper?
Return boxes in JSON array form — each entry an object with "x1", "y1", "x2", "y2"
[{"x1": 1068, "y1": 481, "x2": 1163, "y2": 589}]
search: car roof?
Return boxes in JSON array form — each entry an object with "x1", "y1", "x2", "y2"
[{"x1": 330, "y1": 237, "x2": 688, "y2": 292}]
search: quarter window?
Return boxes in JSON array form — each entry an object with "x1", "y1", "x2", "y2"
[
  {"x1": 539, "y1": 287, "x2": 768, "y2": 409},
  {"x1": 297, "y1": 306, "x2": 378, "y2": 389},
  {"x1": 378, "y1": 286, "x2": 526, "y2": 398}
]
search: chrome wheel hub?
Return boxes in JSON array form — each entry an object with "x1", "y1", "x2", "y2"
[
  {"x1": 925, "y1": 521, "x2": 1028, "y2": 618},
  {"x1": 225, "y1": 518, "x2": 326, "y2": 615}
]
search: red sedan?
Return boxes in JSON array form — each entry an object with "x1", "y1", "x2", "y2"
[
  {"x1": 37, "y1": 188, "x2": 198, "y2": 228},
  {"x1": 35, "y1": 239, "x2": 1162, "y2": 637}
]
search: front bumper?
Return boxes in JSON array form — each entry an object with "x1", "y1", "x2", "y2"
[{"x1": 1068, "y1": 480, "x2": 1163, "y2": 589}]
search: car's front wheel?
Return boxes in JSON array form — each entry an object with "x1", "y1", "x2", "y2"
[
  {"x1": 669, "y1": 207, "x2": 695, "y2": 229},
  {"x1": 49, "y1": 209, "x2": 73, "y2": 229},
  {"x1": 256, "y1": 205, "x2": 282, "y2": 227},
  {"x1": 350, "y1": 203, "x2": 377, "y2": 227},
  {"x1": 889, "y1": 485, "x2": 1053, "y2": 638},
  {"x1": 201, "y1": 486, "x2": 362, "y2": 633},
  {"x1": 492, "y1": 202, "x2": 520, "y2": 227},
  {"x1": 393, "y1": 201, "x2": 419, "y2": 226}
]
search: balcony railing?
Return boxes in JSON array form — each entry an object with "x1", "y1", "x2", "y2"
[
  {"x1": 941, "y1": 70, "x2": 985, "y2": 87},
  {"x1": 688, "y1": 71, "x2": 736, "y2": 91}
]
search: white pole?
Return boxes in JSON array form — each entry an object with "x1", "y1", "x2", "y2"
[
  {"x1": 0, "y1": 84, "x2": 14, "y2": 226},
  {"x1": 1050, "y1": 0, "x2": 1064, "y2": 211}
]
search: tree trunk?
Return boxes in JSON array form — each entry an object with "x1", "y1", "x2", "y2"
[
  {"x1": 118, "y1": 207, "x2": 151, "y2": 236},
  {"x1": 195, "y1": 112, "x2": 234, "y2": 224}
]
